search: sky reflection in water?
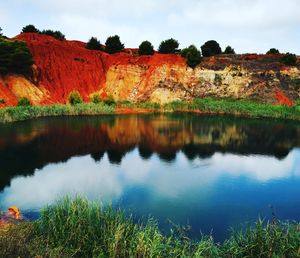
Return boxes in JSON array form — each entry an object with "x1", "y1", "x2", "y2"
[{"x1": 0, "y1": 115, "x2": 299, "y2": 241}]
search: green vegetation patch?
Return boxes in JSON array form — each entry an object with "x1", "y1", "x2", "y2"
[
  {"x1": 0, "y1": 197, "x2": 299, "y2": 257},
  {"x1": 165, "y1": 97, "x2": 300, "y2": 121},
  {"x1": 0, "y1": 98, "x2": 299, "y2": 124},
  {"x1": 0, "y1": 103, "x2": 115, "y2": 123},
  {"x1": 0, "y1": 37, "x2": 34, "y2": 76}
]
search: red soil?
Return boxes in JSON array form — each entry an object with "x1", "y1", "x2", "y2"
[
  {"x1": 12, "y1": 33, "x2": 185, "y2": 105},
  {"x1": 276, "y1": 90, "x2": 294, "y2": 107},
  {"x1": 16, "y1": 33, "x2": 107, "y2": 104}
]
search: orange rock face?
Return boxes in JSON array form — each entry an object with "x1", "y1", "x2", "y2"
[
  {"x1": 0, "y1": 33, "x2": 299, "y2": 106},
  {"x1": 15, "y1": 33, "x2": 107, "y2": 104}
]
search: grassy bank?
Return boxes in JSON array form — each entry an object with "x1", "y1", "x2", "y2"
[
  {"x1": 0, "y1": 98, "x2": 300, "y2": 123},
  {"x1": 0, "y1": 197, "x2": 299, "y2": 257},
  {"x1": 0, "y1": 102, "x2": 116, "y2": 123}
]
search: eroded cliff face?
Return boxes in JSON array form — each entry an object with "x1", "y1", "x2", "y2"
[{"x1": 0, "y1": 33, "x2": 299, "y2": 106}]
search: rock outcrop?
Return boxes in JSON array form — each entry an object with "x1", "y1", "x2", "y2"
[{"x1": 0, "y1": 33, "x2": 299, "y2": 106}]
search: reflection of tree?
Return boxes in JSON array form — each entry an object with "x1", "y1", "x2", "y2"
[
  {"x1": 158, "y1": 152, "x2": 177, "y2": 163},
  {"x1": 138, "y1": 145, "x2": 153, "y2": 160},
  {"x1": 0, "y1": 115, "x2": 299, "y2": 190},
  {"x1": 91, "y1": 152, "x2": 104, "y2": 162},
  {"x1": 107, "y1": 150, "x2": 125, "y2": 164}
]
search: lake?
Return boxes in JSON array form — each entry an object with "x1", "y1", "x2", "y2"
[{"x1": 0, "y1": 114, "x2": 299, "y2": 241}]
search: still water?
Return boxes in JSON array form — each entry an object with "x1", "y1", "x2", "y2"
[{"x1": 0, "y1": 114, "x2": 299, "y2": 241}]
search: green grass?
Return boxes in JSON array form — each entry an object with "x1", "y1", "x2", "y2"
[
  {"x1": 0, "y1": 103, "x2": 115, "y2": 123},
  {"x1": 165, "y1": 97, "x2": 300, "y2": 121},
  {"x1": 0, "y1": 197, "x2": 299, "y2": 257},
  {"x1": 0, "y1": 98, "x2": 299, "y2": 123}
]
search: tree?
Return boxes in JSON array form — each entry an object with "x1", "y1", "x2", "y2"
[
  {"x1": 266, "y1": 48, "x2": 280, "y2": 54},
  {"x1": 86, "y1": 37, "x2": 102, "y2": 50},
  {"x1": 0, "y1": 27, "x2": 2, "y2": 37},
  {"x1": 0, "y1": 38, "x2": 34, "y2": 75},
  {"x1": 224, "y1": 46, "x2": 235, "y2": 54},
  {"x1": 68, "y1": 91, "x2": 83, "y2": 105},
  {"x1": 201, "y1": 40, "x2": 222, "y2": 57},
  {"x1": 281, "y1": 53, "x2": 297, "y2": 66},
  {"x1": 138, "y1": 41, "x2": 154, "y2": 55},
  {"x1": 158, "y1": 38, "x2": 179, "y2": 54},
  {"x1": 41, "y1": 30, "x2": 66, "y2": 40},
  {"x1": 105, "y1": 35, "x2": 124, "y2": 54},
  {"x1": 21, "y1": 25, "x2": 40, "y2": 33},
  {"x1": 181, "y1": 45, "x2": 202, "y2": 68}
]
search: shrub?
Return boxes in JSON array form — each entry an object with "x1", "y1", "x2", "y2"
[
  {"x1": 158, "y1": 38, "x2": 179, "y2": 54},
  {"x1": 21, "y1": 25, "x2": 40, "y2": 33},
  {"x1": 17, "y1": 97, "x2": 31, "y2": 106},
  {"x1": 0, "y1": 27, "x2": 2, "y2": 37},
  {"x1": 181, "y1": 45, "x2": 202, "y2": 68},
  {"x1": 68, "y1": 91, "x2": 83, "y2": 105},
  {"x1": 138, "y1": 40, "x2": 154, "y2": 55},
  {"x1": 91, "y1": 94, "x2": 101, "y2": 104},
  {"x1": 41, "y1": 30, "x2": 65, "y2": 40},
  {"x1": 267, "y1": 48, "x2": 280, "y2": 54},
  {"x1": 105, "y1": 35, "x2": 124, "y2": 54},
  {"x1": 224, "y1": 46, "x2": 235, "y2": 54},
  {"x1": 281, "y1": 53, "x2": 297, "y2": 66},
  {"x1": 86, "y1": 37, "x2": 102, "y2": 50},
  {"x1": 0, "y1": 98, "x2": 5, "y2": 104},
  {"x1": 201, "y1": 40, "x2": 222, "y2": 57},
  {"x1": 0, "y1": 38, "x2": 34, "y2": 75},
  {"x1": 103, "y1": 96, "x2": 116, "y2": 106}
]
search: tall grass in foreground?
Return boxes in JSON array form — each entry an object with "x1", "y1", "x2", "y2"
[{"x1": 0, "y1": 197, "x2": 299, "y2": 257}]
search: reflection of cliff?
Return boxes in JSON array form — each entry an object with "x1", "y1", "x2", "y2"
[{"x1": 0, "y1": 115, "x2": 299, "y2": 190}]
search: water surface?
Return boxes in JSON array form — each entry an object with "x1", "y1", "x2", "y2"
[{"x1": 0, "y1": 114, "x2": 299, "y2": 241}]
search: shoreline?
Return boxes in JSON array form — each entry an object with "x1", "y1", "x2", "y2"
[{"x1": 0, "y1": 98, "x2": 299, "y2": 124}]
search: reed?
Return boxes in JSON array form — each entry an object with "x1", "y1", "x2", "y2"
[{"x1": 0, "y1": 197, "x2": 299, "y2": 257}]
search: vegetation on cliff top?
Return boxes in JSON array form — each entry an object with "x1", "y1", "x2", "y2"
[
  {"x1": 105, "y1": 35, "x2": 124, "y2": 54},
  {"x1": 181, "y1": 45, "x2": 202, "y2": 68},
  {"x1": 138, "y1": 40, "x2": 155, "y2": 56},
  {"x1": 86, "y1": 37, "x2": 102, "y2": 50},
  {"x1": 0, "y1": 37, "x2": 34, "y2": 76},
  {"x1": 21, "y1": 24, "x2": 66, "y2": 40},
  {"x1": 224, "y1": 46, "x2": 235, "y2": 54},
  {"x1": 281, "y1": 53, "x2": 297, "y2": 66},
  {"x1": 201, "y1": 40, "x2": 222, "y2": 57},
  {"x1": 267, "y1": 48, "x2": 280, "y2": 54},
  {"x1": 158, "y1": 38, "x2": 180, "y2": 54},
  {"x1": 0, "y1": 197, "x2": 299, "y2": 257}
]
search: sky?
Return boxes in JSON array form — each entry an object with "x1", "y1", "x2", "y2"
[{"x1": 0, "y1": 0, "x2": 300, "y2": 54}]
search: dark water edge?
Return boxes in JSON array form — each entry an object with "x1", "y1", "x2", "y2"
[{"x1": 0, "y1": 114, "x2": 299, "y2": 241}]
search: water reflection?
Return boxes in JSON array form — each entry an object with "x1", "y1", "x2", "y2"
[
  {"x1": 0, "y1": 114, "x2": 299, "y2": 240},
  {"x1": 0, "y1": 114, "x2": 299, "y2": 190}
]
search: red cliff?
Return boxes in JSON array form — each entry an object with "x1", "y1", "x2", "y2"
[{"x1": 0, "y1": 33, "x2": 298, "y2": 106}]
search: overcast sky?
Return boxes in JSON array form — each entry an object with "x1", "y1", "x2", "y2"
[{"x1": 1, "y1": 0, "x2": 300, "y2": 54}]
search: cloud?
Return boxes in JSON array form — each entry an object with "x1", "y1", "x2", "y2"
[
  {"x1": 1, "y1": 0, "x2": 299, "y2": 53},
  {"x1": 0, "y1": 148, "x2": 299, "y2": 210}
]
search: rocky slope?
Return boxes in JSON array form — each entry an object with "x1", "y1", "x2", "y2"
[{"x1": 0, "y1": 33, "x2": 299, "y2": 106}]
